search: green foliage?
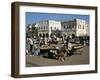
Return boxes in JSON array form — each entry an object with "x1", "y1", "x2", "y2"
[{"x1": 31, "y1": 24, "x2": 37, "y2": 30}]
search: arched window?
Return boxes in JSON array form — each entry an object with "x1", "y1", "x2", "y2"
[
  {"x1": 73, "y1": 24, "x2": 74, "y2": 29},
  {"x1": 69, "y1": 25, "x2": 71, "y2": 29},
  {"x1": 67, "y1": 25, "x2": 69, "y2": 29},
  {"x1": 83, "y1": 25, "x2": 84, "y2": 29},
  {"x1": 39, "y1": 34, "x2": 42, "y2": 37},
  {"x1": 46, "y1": 33, "x2": 49, "y2": 38},
  {"x1": 80, "y1": 25, "x2": 81, "y2": 29},
  {"x1": 64, "y1": 25, "x2": 65, "y2": 29},
  {"x1": 51, "y1": 27, "x2": 52, "y2": 30}
]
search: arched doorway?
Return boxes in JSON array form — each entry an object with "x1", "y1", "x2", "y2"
[
  {"x1": 39, "y1": 34, "x2": 42, "y2": 37},
  {"x1": 46, "y1": 33, "x2": 49, "y2": 38},
  {"x1": 43, "y1": 33, "x2": 45, "y2": 38},
  {"x1": 72, "y1": 34, "x2": 75, "y2": 39}
]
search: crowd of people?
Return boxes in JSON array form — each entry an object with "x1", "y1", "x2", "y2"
[{"x1": 26, "y1": 34, "x2": 89, "y2": 59}]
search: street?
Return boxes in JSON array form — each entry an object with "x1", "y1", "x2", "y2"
[{"x1": 26, "y1": 46, "x2": 89, "y2": 67}]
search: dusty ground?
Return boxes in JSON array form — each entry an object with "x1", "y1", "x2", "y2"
[{"x1": 26, "y1": 46, "x2": 89, "y2": 67}]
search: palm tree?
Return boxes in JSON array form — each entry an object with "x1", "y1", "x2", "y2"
[{"x1": 30, "y1": 24, "x2": 38, "y2": 38}]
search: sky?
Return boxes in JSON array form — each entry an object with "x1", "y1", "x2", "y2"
[{"x1": 26, "y1": 12, "x2": 90, "y2": 27}]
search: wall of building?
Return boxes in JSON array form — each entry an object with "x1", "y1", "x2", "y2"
[
  {"x1": 61, "y1": 19, "x2": 76, "y2": 37},
  {"x1": 31, "y1": 19, "x2": 89, "y2": 37},
  {"x1": 36, "y1": 20, "x2": 61, "y2": 37},
  {"x1": 49, "y1": 20, "x2": 61, "y2": 36},
  {"x1": 61, "y1": 19, "x2": 89, "y2": 37},
  {"x1": 76, "y1": 19, "x2": 89, "y2": 36},
  {"x1": 37, "y1": 20, "x2": 49, "y2": 36}
]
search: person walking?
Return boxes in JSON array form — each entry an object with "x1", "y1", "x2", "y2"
[
  {"x1": 28, "y1": 37, "x2": 33, "y2": 55},
  {"x1": 66, "y1": 36, "x2": 70, "y2": 48},
  {"x1": 32, "y1": 36, "x2": 40, "y2": 56}
]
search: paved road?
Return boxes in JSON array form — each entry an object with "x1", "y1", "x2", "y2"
[{"x1": 26, "y1": 46, "x2": 89, "y2": 67}]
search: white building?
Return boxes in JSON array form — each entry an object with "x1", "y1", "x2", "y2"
[
  {"x1": 28, "y1": 19, "x2": 89, "y2": 38},
  {"x1": 36, "y1": 20, "x2": 61, "y2": 37},
  {"x1": 61, "y1": 19, "x2": 89, "y2": 37}
]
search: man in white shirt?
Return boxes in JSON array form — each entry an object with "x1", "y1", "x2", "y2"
[{"x1": 68, "y1": 41, "x2": 74, "y2": 56}]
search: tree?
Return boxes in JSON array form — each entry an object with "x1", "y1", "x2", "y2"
[
  {"x1": 31, "y1": 24, "x2": 37, "y2": 31},
  {"x1": 30, "y1": 24, "x2": 38, "y2": 38}
]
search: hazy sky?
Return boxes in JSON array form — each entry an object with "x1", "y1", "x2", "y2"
[{"x1": 26, "y1": 12, "x2": 90, "y2": 27}]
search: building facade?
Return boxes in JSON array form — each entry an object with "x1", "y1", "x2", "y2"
[
  {"x1": 36, "y1": 20, "x2": 61, "y2": 37},
  {"x1": 61, "y1": 19, "x2": 89, "y2": 37},
  {"x1": 26, "y1": 19, "x2": 89, "y2": 38}
]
